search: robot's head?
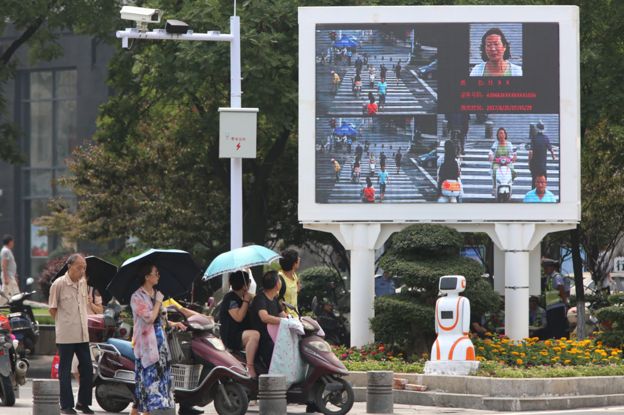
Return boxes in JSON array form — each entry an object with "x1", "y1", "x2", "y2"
[{"x1": 439, "y1": 275, "x2": 466, "y2": 294}]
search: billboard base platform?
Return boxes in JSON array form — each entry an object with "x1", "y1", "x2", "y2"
[{"x1": 348, "y1": 371, "x2": 624, "y2": 411}]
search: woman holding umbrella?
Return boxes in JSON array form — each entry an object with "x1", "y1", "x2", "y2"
[{"x1": 130, "y1": 263, "x2": 186, "y2": 415}]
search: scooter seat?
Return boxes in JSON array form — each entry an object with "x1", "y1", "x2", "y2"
[{"x1": 106, "y1": 338, "x2": 136, "y2": 361}]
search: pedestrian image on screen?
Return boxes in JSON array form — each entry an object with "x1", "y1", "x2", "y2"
[
  {"x1": 488, "y1": 127, "x2": 517, "y2": 196},
  {"x1": 395, "y1": 148, "x2": 402, "y2": 173},
  {"x1": 523, "y1": 174, "x2": 557, "y2": 203},
  {"x1": 377, "y1": 77, "x2": 388, "y2": 110},
  {"x1": 394, "y1": 59, "x2": 402, "y2": 83},
  {"x1": 362, "y1": 177, "x2": 375, "y2": 203},
  {"x1": 331, "y1": 158, "x2": 341, "y2": 182},
  {"x1": 437, "y1": 140, "x2": 461, "y2": 196},
  {"x1": 331, "y1": 70, "x2": 341, "y2": 94},
  {"x1": 368, "y1": 153, "x2": 376, "y2": 177},
  {"x1": 446, "y1": 113, "x2": 470, "y2": 156},
  {"x1": 470, "y1": 27, "x2": 523, "y2": 77},
  {"x1": 366, "y1": 93, "x2": 378, "y2": 116},
  {"x1": 368, "y1": 65, "x2": 376, "y2": 88},
  {"x1": 352, "y1": 160, "x2": 361, "y2": 183},
  {"x1": 377, "y1": 165, "x2": 389, "y2": 202},
  {"x1": 528, "y1": 121, "x2": 557, "y2": 188}
]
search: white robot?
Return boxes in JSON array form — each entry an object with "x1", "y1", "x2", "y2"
[{"x1": 430, "y1": 275, "x2": 476, "y2": 363}]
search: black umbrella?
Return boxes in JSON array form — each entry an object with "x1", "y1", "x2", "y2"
[
  {"x1": 53, "y1": 256, "x2": 117, "y2": 305},
  {"x1": 106, "y1": 249, "x2": 200, "y2": 304}
]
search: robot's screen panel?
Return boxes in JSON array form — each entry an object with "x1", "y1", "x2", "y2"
[
  {"x1": 439, "y1": 277, "x2": 458, "y2": 290},
  {"x1": 440, "y1": 311, "x2": 454, "y2": 319}
]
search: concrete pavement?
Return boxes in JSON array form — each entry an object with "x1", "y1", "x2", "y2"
[
  {"x1": 7, "y1": 379, "x2": 624, "y2": 414},
  {"x1": 2, "y1": 379, "x2": 495, "y2": 414}
]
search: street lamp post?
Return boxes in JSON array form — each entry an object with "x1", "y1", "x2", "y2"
[{"x1": 117, "y1": 14, "x2": 245, "y2": 291}]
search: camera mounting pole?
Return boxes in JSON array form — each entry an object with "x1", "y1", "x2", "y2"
[{"x1": 117, "y1": 14, "x2": 246, "y2": 293}]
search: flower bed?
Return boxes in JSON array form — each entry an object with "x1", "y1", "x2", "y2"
[
  {"x1": 473, "y1": 335, "x2": 622, "y2": 367},
  {"x1": 336, "y1": 338, "x2": 624, "y2": 377}
]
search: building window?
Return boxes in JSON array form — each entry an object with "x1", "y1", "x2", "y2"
[{"x1": 20, "y1": 69, "x2": 77, "y2": 275}]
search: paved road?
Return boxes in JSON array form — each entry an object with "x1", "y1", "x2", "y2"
[
  {"x1": 1, "y1": 379, "x2": 492, "y2": 414},
  {"x1": 7, "y1": 379, "x2": 624, "y2": 414}
]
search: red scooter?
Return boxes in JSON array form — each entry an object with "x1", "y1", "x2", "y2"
[
  {"x1": 234, "y1": 313, "x2": 354, "y2": 415},
  {"x1": 90, "y1": 313, "x2": 250, "y2": 414}
]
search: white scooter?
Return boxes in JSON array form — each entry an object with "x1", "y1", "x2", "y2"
[
  {"x1": 493, "y1": 156, "x2": 515, "y2": 202},
  {"x1": 438, "y1": 180, "x2": 462, "y2": 203}
]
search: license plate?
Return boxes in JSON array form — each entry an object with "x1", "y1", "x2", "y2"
[{"x1": 9, "y1": 313, "x2": 21, "y2": 318}]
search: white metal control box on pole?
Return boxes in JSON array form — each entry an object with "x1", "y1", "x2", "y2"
[{"x1": 219, "y1": 108, "x2": 259, "y2": 159}]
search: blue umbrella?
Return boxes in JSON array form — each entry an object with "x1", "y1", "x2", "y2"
[
  {"x1": 203, "y1": 245, "x2": 280, "y2": 281},
  {"x1": 334, "y1": 122, "x2": 358, "y2": 137},
  {"x1": 333, "y1": 35, "x2": 358, "y2": 48},
  {"x1": 107, "y1": 249, "x2": 200, "y2": 304}
]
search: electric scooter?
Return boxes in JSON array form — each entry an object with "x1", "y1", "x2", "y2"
[
  {"x1": 87, "y1": 301, "x2": 132, "y2": 343},
  {"x1": 0, "y1": 316, "x2": 28, "y2": 406},
  {"x1": 0, "y1": 287, "x2": 39, "y2": 356},
  {"x1": 493, "y1": 156, "x2": 515, "y2": 202},
  {"x1": 233, "y1": 308, "x2": 354, "y2": 415},
  {"x1": 91, "y1": 313, "x2": 249, "y2": 414},
  {"x1": 438, "y1": 180, "x2": 462, "y2": 203}
]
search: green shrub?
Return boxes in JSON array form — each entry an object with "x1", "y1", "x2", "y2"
[
  {"x1": 298, "y1": 266, "x2": 347, "y2": 313},
  {"x1": 387, "y1": 224, "x2": 463, "y2": 256},
  {"x1": 371, "y1": 295, "x2": 435, "y2": 355},
  {"x1": 595, "y1": 305, "x2": 624, "y2": 347},
  {"x1": 380, "y1": 254, "x2": 486, "y2": 296},
  {"x1": 344, "y1": 361, "x2": 424, "y2": 373},
  {"x1": 608, "y1": 293, "x2": 624, "y2": 306},
  {"x1": 371, "y1": 224, "x2": 499, "y2": 357}
]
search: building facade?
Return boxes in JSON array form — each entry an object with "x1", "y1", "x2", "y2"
[{"x1": 0, "y1": 31, "x2": 114, "y2": 283}]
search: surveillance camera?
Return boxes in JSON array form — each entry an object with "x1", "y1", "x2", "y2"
[{"x1": 120, "y1": 6, "x2": 162, "y2": 25}]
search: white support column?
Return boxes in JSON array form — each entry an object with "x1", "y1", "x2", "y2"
[
  {"x1": 454, "y1": 223, "x2": 576, "y2": 341},
  {"x1": 494, "y1": 223, "x2": 535, "y2": 340},
  {"x1": 529, "y1": 244, "x2": 542, "y2": 296},
  {"x1": 493, "y1": 245, "x2": 505, "y2": 295},
  {"x1": 504, "y1": 249, "x2": 530, "y2": 340},
  {"x1": 348, "y1": 224, "x2": 378, "y2": 345},
  {"x1": 304, "y1": 223, "x2": 409, "y2": 346}
]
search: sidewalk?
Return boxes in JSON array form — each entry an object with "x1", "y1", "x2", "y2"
[{"x1": 5, "y1": 379, "x2": 494, "y2": 414}]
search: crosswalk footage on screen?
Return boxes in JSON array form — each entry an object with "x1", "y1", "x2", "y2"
[{"x1": 314, "y1": 23, "x2": 560, "y2": 204}]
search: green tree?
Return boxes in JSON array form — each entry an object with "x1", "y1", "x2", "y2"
[
  {"x1": 0, "y1": 0, "x2": 119, "y2": 163},
  {"x1": 371, "y1": 225, "x2": 501, "y2": 355}
]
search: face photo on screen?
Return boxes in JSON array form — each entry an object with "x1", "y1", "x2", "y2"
[{"x1": 469, "y1": 23, "x2": 523, "y2": 77}]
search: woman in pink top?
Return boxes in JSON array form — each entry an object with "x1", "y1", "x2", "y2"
[{"x1": 130, "y1": 263, "x2": 185, "y2": 414}]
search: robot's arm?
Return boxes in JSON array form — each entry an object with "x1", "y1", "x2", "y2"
[
  {"x1": 462, "y1": 297, "x2": 471, "y2": 334},
  {"x1": 434, "y1": 301, "x2": 439, "y2": 334}
]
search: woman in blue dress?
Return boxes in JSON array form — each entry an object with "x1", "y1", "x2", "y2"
[{"x1": 130, "y1": 263, "x2": 185, "y2": 414}]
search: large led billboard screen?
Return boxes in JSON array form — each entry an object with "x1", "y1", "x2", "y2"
[{"x1": 298, "y1": 6, "x2": 580, "y2": 222}]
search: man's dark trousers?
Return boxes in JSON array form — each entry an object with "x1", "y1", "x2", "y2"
[{"x1": 58, "y1": 342, "x2": 92, "y2": 410}]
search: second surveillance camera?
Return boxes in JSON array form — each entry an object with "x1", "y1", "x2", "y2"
[{"x1": 120, "y1": 6, "x2": 162, "y2": 24}]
